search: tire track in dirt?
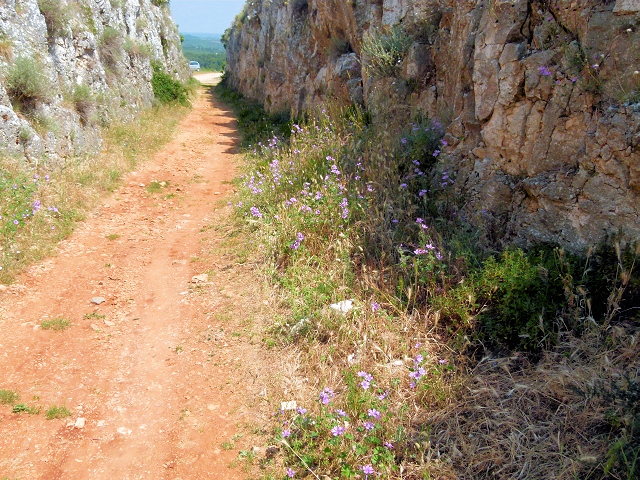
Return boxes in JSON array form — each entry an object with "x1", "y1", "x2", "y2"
[{"x1": 0, "y1": 76, "x2": 267, "y2": 480}]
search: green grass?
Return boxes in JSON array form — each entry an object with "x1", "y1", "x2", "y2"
[
  {"x1": 105, "y1": 233, "x2": 120, "y2": 240},
  {"x1": 40, "y1": 316, "x2": 71, "y2": 331},
  {"x1": 13, "y1": 403, "x2": 40, "y2": 415},
  {"x1": 146, "y1": 180, "x2": 170, "y2": 194},
  {"x1": 0, "y1": 389, "x2": 19, "y2": 405},
  {"x1": 45, "y1": 404, "x2": 72, "y2": 419}
]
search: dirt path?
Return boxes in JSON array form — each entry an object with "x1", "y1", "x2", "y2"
[{"x1": 0, "y1": 76, "x2": 268, "y2": 479}]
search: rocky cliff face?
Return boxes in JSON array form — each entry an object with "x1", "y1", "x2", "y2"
[
  {"x1": 225, "y1": 0, "x2": 640, "y2": 252},
  {"x1": 0, "y1": 0, "x2": 187, "y2": 163}
]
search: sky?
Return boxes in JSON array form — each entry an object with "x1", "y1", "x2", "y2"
[{"x1": 169, "y1": 0, "x2": 246, "y2": 36}]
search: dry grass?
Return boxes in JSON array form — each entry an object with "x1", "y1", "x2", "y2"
[{"x1": 415, "y1": 326, "x2": 640, "y2": 479}]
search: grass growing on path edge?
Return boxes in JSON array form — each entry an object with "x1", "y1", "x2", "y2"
[
  {"x1": 0, "y1": 101, "x2": 192, "y2": 284},
  {"x1": 215, "y1": 80, "x2": 640, "y2": 480}
]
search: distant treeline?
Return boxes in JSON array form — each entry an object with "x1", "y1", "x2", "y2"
[{"x1": 181, "y1": 33, "x2": 225, "y2": 71}]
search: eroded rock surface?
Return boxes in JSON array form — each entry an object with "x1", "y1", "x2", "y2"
[{"x1": 0, "y1": 0, "x2": 187, "y2": 164}]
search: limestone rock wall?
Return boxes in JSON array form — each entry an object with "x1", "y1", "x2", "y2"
[
  {"x1": 225, "y1": 0, "x2": 640, "y2": 252},
  {"x1": 0, "y1": 0, "x2": 188, "y2": 163}
]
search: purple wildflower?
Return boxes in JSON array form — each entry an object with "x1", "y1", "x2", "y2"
[
  {"x1": 335, "y1": 409, "x2": 347, "y2": 417},
  {"x1": 361, "y1": 465, "x2": 374, "y2": 476},
  {"x1": 331, "y1": 425, "x2": 345, "y2": 436},
  {"x1": 364, "y1": 421, "x2": 375, "y2": 431},
  {"x1": 250, "y1": 206, "x2": 263, "y2": 218},
  {"x1": 286, "y1": 467, "x2": 295, "y2": 478},
  {"x1": 371, "y1": 302, "x2": 380, "y2": 312},
  {"x1": 538, "y1": 65, "x2": 552, "y2": 76},
  {"x1": 368, "y1": 409, "x2": 381, "y2": 420},
  {"x1": 290, "y1": 232, "x2": 305, "y2": 250},
  {"x1": 319, "y1": 387, "x2": 335, "y2": 405},
  {"x1": 282, "y1": 429, "x2": 291, "y2": 438}
]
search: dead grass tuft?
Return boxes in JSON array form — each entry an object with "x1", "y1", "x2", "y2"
[{"x1": 416, "y1": 326, "x2": 640, "y2": 479}]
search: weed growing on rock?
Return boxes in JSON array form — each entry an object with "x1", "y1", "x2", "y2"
[
  {"x1": 5, "y1": 57, "x2": 51, "y2": 113},
  {"x1": 37, "y1": 0, "x2": 71, "y2": 39},
  {"x1": 71, "y1": 83, "x2": 95, "y2": 123},
  {"x1": 99, "y1": 27, "x2": 123, "y2": 73},
  {"x1": 361, "y1": 26, "x2": 412, "y2": 77},
  {"x1": 0, "y1": 32, "x2": 14, "y2": 61}
]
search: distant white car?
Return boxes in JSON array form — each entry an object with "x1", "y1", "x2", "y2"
[{"x1": 189, "y1": 61, "x2": 200, "y2": 72}]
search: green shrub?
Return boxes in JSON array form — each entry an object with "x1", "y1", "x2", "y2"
[
  {"x1": 72, "y1": 83, "x2": 94, "y2": 122},
  {"x1": 474, "y1": 248, "x2": 566, "y2": 351},
  {"x1": 151, "y1": 63, "x2": 188, "y2": 105},
  {"x1": 151, "y1": 0, "x2": 170, "y2": 6},
  {"x1": 361, "y1": 26, "x2": 412, "y2": 77},
  {"x1": 5, "y1": 57, "x2": 51, "y2": 112},
  {"x1": 327, "y1": 36, "x2": 351, "y2": 59},
  {"x1": 37, "y1": 0, "x2": 71, "y2": 38},
  {"x1": 99, "y1": 26, "x2": 122, "y2": 71}
]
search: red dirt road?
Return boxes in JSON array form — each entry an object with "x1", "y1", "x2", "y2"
[{"x1": 0, "y1": 76, "x2": 266, "y2": 479}]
